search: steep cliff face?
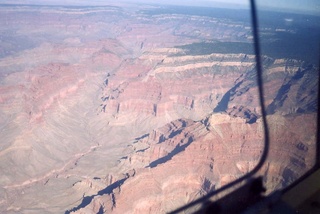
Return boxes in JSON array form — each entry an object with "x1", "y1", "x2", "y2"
[
  {"x1": 70, "y1": 113, "x2": 316, "y2": 214},
  {"x1": 98, "y1": 51, "x2": 256, "y2": 126},
  {"x1": 69, "y1": 51, "x2": 317, "y2": 213},
  {"x1": 215, "y1": 58, "x2": 318, "y2": 119}
]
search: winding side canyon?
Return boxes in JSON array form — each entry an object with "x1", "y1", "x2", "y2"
[{"x1": 0, "y1": 3, "x2": 318, "y2": 214}]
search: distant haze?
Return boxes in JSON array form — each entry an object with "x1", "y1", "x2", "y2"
[{"x1": 0, "y1": 0, "x2": 319, "y2": 15}]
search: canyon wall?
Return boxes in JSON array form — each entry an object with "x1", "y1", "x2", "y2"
[{"x1": 0, "y1": 4, "x2": 318, "y2": 214}]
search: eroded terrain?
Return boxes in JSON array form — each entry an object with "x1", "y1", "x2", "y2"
[{"x1": 0, "y1": 3, "x2": 318, "y2": 213}]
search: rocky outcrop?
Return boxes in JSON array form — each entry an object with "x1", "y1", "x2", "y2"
[
  {"x1": 71, "y1": 112, "x2": 316, "y2": 213},
  {"x1": 68, "y1": 53, "x2": 318, "y2": 213},
  {"x1": 214, "y1": 58, "x2": 318, "y2": 117}
]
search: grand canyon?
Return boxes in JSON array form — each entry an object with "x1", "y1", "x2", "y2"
[{"x1": 0, "y1": 2, "x2": 319, "y2": 213}]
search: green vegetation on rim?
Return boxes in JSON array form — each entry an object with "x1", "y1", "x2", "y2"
[
  {"x1": 177, "y1": 30, "x2": 319, "y2": 66},
  {"x1": 176, "y1": 41, "x2": 254, "y2": 56}
]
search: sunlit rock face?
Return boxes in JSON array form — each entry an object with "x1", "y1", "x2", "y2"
[
  {"x1": 70, "y1": 113, "x2": 316, "y2": 214},
  {"x1": 0, "y1": 3, "x2": 318, "y2": 214}
]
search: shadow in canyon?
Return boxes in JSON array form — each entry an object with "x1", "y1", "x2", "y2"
[
  {"x1": 148, "y1": 136, "x2": 194, "y2": 168},
  {"x1": 65, "y1": 177, "x2": 128, "y2": 214}
]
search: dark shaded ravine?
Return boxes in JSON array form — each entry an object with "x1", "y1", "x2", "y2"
[
  {"x1": 65, "y1": 176, "x2": 129, "y2": 214},
  {"x1": 148, "y1": 135, "x2": 194, "y2": 168}
]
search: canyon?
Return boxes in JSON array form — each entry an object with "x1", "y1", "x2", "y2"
[{"x1": 0, "y1": 2, "x2": 318, "y2": 214}]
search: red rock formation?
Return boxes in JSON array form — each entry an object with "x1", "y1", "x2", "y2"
[
  {"x1": 0, "y1": 4, "x2": 317, "y2": 214},
  {"x1": 71, "y1": 112, "x2": 316, "y2": 213}
]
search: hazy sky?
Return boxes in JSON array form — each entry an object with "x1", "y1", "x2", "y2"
[
  {"x1": 256, "y1": 0, "x2": 320, "y2": 15},
  {"x1": 0, "y1": 0, "x2": 319, "y2": 15}
]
